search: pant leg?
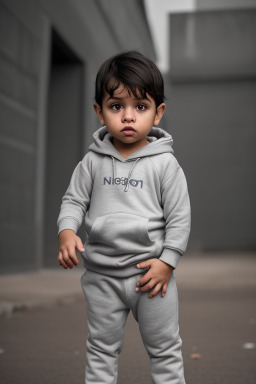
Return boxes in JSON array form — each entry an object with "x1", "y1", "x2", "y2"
[
  {"x1": 80, "y1": 269, "x2": 130, "y2": 384},
  {"x1": 133, "y1": 272, "x2": 186, "y2": 384}
]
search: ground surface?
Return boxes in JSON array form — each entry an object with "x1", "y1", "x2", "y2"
[{"x1": 0, "y1": 252, "x2": 255, "y2": 383}]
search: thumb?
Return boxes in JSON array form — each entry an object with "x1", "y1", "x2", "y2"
[
  {"x1": 136, "y1": 259, "x2": 152, "y2": 269},
  {"x1": 76, "y1": 237, "x2": 85, "y2": 252}
]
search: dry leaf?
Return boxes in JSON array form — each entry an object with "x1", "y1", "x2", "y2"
[{"x1": 190, "y1": 353, "x2": 202, "y2": 359}]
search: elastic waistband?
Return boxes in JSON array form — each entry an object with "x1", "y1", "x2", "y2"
[{"x1": 82, "y1": 260, "x2": 150, "y2": 278}]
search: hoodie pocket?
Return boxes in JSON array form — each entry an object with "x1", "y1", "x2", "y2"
[{"x1": 86, "y1": 213, "x2": 155, "y2": 256}]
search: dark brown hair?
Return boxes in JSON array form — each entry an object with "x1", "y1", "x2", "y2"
[{"x1": 95, "y1": 50, "x2": 165, "y2": 109}]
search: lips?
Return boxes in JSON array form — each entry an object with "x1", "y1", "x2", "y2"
[{"x1": 121, "y1": 127, "x2": 136, "y2": 132}]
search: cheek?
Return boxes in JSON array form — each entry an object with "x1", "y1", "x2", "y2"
[
  {"x1": 105, "y1": 113, "x2": 119, "y2": 125},
  {"x1": 100, "y1": 111, "x2": 111, "y2": 124},
  {"x1": 143, "y1": 113, "x2": 157, "y2": 125}
]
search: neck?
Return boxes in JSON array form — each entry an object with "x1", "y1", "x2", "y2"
[{"x1": 112, "y1": 138, "x2": 149, "y2": 159}]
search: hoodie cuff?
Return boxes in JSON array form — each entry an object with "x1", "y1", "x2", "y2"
[
  {"x1": 159, "y1": 248, "x2": 181, "y2": 269},
  {"x1": 57, "y1": 218, "x2": 79, "y2": 237}
]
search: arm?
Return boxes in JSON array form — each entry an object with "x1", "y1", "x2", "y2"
[
  {"x1": 136, "y1": 164, "x2": 191, "y2": 297},
  {"x1": 57, "y1": 154, "x2": 93, "y2": 235},
  {"x1": 57, "y1": 154, "x2": 93, "y2": 268},
  {"x1": 159, "y1": 165, "x2": 191, "y2": 269}
]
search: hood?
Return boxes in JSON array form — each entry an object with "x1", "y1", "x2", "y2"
[
  {"x1": 88, "y1": 126, "x2": 174, "y2": 192},
  {"x1": 89, "y1": 126, "x2": 174, "y2": 160}
]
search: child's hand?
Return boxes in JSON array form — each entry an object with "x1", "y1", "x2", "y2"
[
  {"x1": 57, "y1": 229, "x2": 85, "y2": 269},
  {"x1": 135, "y1": 259, "x2": 174, "y2": 298}
]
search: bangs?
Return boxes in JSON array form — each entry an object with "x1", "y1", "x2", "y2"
[
  {"x1": 104, "y1": 77, "x2": 148, "y2": 101},
  {"x1": 95, "y1": 51, "x2": 165, "y2": 107}
]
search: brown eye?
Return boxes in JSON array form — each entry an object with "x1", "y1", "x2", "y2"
[
  {"x1": 137, "y1": 104, "x2": 146, "y2": 111},
  {"x1": 112, "y1": 104, "x2": 122, "y2": 111}
]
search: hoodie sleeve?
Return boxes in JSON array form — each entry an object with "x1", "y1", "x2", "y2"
[
  {"x1": 159, "y1": 165, "x2": 191, "y2": 269},
  {"x1": 57, "y1": 153, "x2": 93, "y2": 237}
]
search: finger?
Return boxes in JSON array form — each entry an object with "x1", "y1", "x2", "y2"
[
  {"x1": 161, "y1": 282, "x2": 168, "y2": 297},
  {"x1": 76, "y1": 237, "x2": 85, "y2": 252},
  {"x1": 138, "y1": 279, "x2": 157, "y2": 293},
  {"x1": 136, "y1": 271, "x2": 152, "y2": 288},
  {"x1": 68, "y1": 248, "x2": 79, "y2": 266},
  {"x1": 57, "y1": 251, "x2": 63, "y2": 267},
  {"x1": 136, "y1": 259, "x2": 152, "y2": 269},
  {"x1": 58, "y1": 250, "x2": 68, "y2": 269},
  {"x1": 62, "y1": 249, "x2": 72, "y2": 269},
  {"x1": 136, "y1": 277, "x2": 150, "y2": 291},
  {"x1": 66, "y1": 247, "x2": 78, "y2": 268},
  {"x1": 148, "y1": 282, "x2": 162, "y2": 298}
]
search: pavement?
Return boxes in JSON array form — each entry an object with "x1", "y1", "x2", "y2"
[
  {"x1": 0, "y1": 251, "x2": 255, "y2": 317},
  {"x1": 0, "y1": 266, "x2": 83, "y2": 317}
]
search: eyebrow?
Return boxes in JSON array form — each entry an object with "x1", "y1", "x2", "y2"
[{"x1": 106, "y1": 96, "x2": 151, "y2": 102}]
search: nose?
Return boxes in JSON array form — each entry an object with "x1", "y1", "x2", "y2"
[{"x1": 121, "y1": 107, "x2": 135, "y2": 123}]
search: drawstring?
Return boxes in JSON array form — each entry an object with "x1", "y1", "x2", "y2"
[
  {"x1": 124, "y1": 158, "x2": 141, "y2": 192},
  {"x1": 111, "y1": 156, "x2": 141, "y2": 192},
  {"x1": 112, "y1": 157, "x2": 116, "y2": 180}
]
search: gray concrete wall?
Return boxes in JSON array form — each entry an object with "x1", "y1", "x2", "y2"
[
  {"x1": 165, "y1": 9, "x2": 256, "y2": 251},
  {"x1": 0, "y1": 0, "x2": 155, "y2": 273}
]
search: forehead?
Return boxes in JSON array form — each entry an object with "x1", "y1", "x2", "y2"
[{"x1": 103, "y1": 84, "x2": 152, "y2": 102}]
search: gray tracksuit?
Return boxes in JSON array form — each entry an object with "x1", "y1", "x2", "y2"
[{"x1": 57, "y1": 126, "x2": 191, "y2": 383}]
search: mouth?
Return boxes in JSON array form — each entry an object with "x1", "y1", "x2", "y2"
[
  {"x1": 121, "y1": 126, "x2": 136, "y2": 132},
  {"x1": 121, "y1": 127, "x2": 136, "y2": 136}
]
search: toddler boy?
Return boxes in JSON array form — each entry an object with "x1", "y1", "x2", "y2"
[{"x1": 57, "y1": 51, "x2": 191, "y2": 384}]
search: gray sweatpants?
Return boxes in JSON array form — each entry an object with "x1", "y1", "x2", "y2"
[{"x1": 80, "y1": 268, "x2": 186, "y2": 384}]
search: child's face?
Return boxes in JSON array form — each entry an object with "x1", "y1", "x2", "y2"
[{"x1": 93, "y1": 84, "x2": 165, "y2": 155}]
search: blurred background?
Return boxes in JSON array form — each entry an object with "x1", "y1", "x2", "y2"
[
  {"x1": 0, "y1": 0, "x2": 256, "y2": 273},
  {"x1": 0, "y1": 1, "x2": 255, "y2": 384},
  {"x1": 0, "y1": 0, "x2": 256, "y2": 272}
]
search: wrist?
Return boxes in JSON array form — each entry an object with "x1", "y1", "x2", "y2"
[
  {"x1": 159, "y1": 248, "x2": 180, "y2": 269},
  {"x1": 58, "y1": 229, "x2": 76, "y2": 238},
  {"x1": 160, "y1": 259, "x2": 174, "y2": 270}
]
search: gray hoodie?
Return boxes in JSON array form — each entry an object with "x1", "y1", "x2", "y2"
[{"x1": 57, "y1": 126, "x2": 191, "y2": 277}]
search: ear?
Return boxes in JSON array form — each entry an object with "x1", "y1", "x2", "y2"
[
  {"x1": 93, "y1": 103, "x2": 105, "y2": 126},
  {"x1": 154, "y1": 103, "x2": 166, "y2": 126}
]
